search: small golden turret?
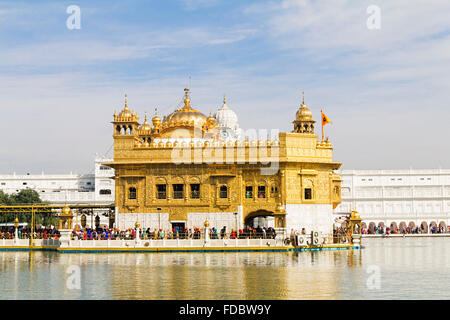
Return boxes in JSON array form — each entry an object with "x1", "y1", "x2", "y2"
[
  {"x1": 152, "y1": 108, "x2": 161, "y2": 127},
  {"x1": 293, "y1": 91, "x2": 315, "y2": 134},
  {"x1": 206, "y1": 109, "x2": 216, "y2": 128},
  {"x1": 139, "y1": 112, "x2": 152, "y2": 131}
]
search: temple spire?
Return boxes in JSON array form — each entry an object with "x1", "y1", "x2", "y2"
[{"x1": 183, "y1": 87, "x2": 191, "y2": 109}]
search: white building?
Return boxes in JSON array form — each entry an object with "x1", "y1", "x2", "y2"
[
  {"x1": 0, "y1": 157, "x2": 114, "y2": 228},
  {"x1": 0, "y1": 157, "x2": 114, "y2": 205},
  {"x1": 335, "y1": 169, "x2": 450, "y2": 233}
]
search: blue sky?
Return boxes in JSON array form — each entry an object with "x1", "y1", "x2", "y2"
[{"x1": 1, "y1": 0, "x2": 450, "y2": 173}]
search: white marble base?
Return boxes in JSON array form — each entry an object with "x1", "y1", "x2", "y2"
[{"x1": 285, "y1": 204, "x2": 334, "y2": 235}]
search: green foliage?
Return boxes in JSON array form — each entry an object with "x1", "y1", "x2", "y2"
[
  {"x1": 11, "y1": 189, "x2": 43, "y2": 205},
  {"x1": 0, "y1": 190, "x2": 13, "y2": 205},
  {"x1": 0, "y1": 189, "x2": 57, "y2": 226}
]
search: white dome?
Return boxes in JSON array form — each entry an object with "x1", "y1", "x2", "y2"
[{"x1": 215, "y1": 97, "x2": 239, "y2": 132}]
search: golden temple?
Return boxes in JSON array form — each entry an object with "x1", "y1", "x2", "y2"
[{"x1": 104, "y1": 88, "x2": 342, "y2": 235}]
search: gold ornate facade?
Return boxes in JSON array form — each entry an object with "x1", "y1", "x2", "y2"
[{"x1": 104, "y1": 89, "x2": 342, "y2": 233}]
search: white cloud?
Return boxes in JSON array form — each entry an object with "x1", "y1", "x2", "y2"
[{"x1": 0, "y1": 27, "x2": 254, "y2": 67}]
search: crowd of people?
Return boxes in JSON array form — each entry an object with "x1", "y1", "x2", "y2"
[
  {"x1": 0, "y1": 224, "x2": 277, "y2": 241},
  {"x1": 0, "y1": 226, "x2": 60, "y2": 239},
  {"x1": 3, "y1": 223, "x2": 448, "y2": 241},
  {"x1": 361, "y1": 225, "x2": 449, "y2": 235},
  {"x1": 71, "y1": 225, "x2": 277, "y2": 241}
]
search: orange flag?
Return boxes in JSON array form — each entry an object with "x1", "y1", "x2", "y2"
[
  {"x1": 321, "y1": 109, "x2": 332, "y2": 141},
  {"x1": 321, "y1": 110, "x2": 331, "y2": 126}
]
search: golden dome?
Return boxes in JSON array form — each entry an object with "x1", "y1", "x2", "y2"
[
  {"x1": 119, "y1": 94, "x2": 133, "y2": 117},
  {"x1": 139, "y1": 113, "x2": 152, "y2": 131},
  {"x1": 296, "y1": 92, "x2": 313, "y2": 121},
  {"x1": 162, "y1": 88, "x2": 208, "y2": 128}
]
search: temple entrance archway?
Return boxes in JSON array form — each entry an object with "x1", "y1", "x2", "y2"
[{"x1": 244, "y1": 210, "x2": 275, "y2": 229}]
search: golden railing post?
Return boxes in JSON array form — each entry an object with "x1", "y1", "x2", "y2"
[{"x1": 30, "y1": 206, "x2": 35, "y2": 248}]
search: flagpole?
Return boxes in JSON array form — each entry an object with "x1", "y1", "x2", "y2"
[{"x1": 321, "y1": 109, "x2": 324, "y2": 141}]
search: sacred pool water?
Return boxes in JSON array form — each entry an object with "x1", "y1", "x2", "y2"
[{"x1": 0, "y1": 237, "x2": 448, "y2": 299}]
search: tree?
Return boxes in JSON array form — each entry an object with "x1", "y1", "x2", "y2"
[
  {"x1": 10, "y1": 189, "x2": 43, "y2": 205},
  {"x1": 0, "y1": 190, "x2": 11, "y2": 205},
  {"x1": 0, "y1": 189, "x2": 56, "y2": 226}
]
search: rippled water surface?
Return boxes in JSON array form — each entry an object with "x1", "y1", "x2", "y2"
[{"x1": 0, "y1": 238, "x2": 449, "y2": 299}]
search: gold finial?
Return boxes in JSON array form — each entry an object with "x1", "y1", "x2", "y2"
[
  {"x1": 302, "y1": 91, "x2": 305, "y2": 105},
  {"x1": 183, "y1": 87, "x2": 191, "y2": 109},
  {"x1": 223, "y1": 94, "x2": 226, "y2": 104},
  {"x1": 155, "y1": 107, "x2": 158, "y2": 116},
  {"x1": 144, "y1": 112, "x2": 148, "y2": 122},
  {"x1": 125, "y1": 94, "x2": 128, "y2": 108}
]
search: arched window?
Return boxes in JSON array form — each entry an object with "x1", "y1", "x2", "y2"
[
  {"x1": 129, "y1": 187, "x2": 137, "y2": 200},
  {"x1": 220, "y1": 185, "x2": 228, "y2": 199}
]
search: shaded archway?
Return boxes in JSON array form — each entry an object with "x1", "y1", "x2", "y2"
[
  {"x1": 244, "y1": 210, "x2": 274, "y2": 228},
  {"x1": 368, "y1": 222, "x2": 376, "y2": 234},
  {"x1": 420, "y1": 221, "x2": 428, "y2": 233},
  {"x1": 244, "y1": 210, "x2": 275, "y2": 229},
  {"x1": 438, "y1": 221, "x2": 447, "y2": 233},
  {"x1": 361, "y1": 222, "x2": 367, "y2": 234},
  {"x1": 390, "y1": 222, "x2": 398, "y2": 234},
  {"x1": 81, "y1": 214, "x2": 87, "y2": 229},
  {"x1": 377, "y1": 222, "x2": 385, "y2": 234},
  {"x1": 408, "y1": 221, "x2": 416, "y2": 234},
  {"x1": 399, "y1": 221, "x2": 407, "y2": 234},
  {"x1": 429, "y1": 221, "x2": 437, "y2": 233}
]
